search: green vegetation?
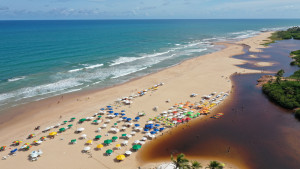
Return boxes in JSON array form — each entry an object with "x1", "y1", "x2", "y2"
[
  {"x1": 263, "y1": 27, "x2": 300, "y2": 46},
  {"x1": 170, "y1": 153, "x2": 225, "y2": 169},
  {"x1": 290, "y1": 50, "x2": 300, "y2": 67},
  {"x1": 262, "y1": 70, "x2": 300, "y2": 110}
]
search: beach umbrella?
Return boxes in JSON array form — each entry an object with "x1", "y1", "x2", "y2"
[
  {"x1": 127, "y1": 118, "x2": 132, "y2": 121},
  {"x1": 116, "y1": 144, "x2": 121, "y2": 148},
  {"x1": 104, "y1": 139, "x2": 112, "y2": 145},
  {"x1": 147, "y1": 121, "x2": 153, "y2": 124},
  {"x1": 83, "y1": 146, "x2": 91, "y2": 151},
  {"x1": 108, "y1": 111, "x2": 114, "y2": 114},
  {"x1": 40, "y1": 136, "x2": 46, "y2": 140},
  {"x1": 1, "y1": 146, "x2": 6, "y2": 151},
  {"x1": 86, "y1": 140, "x2": 93, "y2": 144},
  {"x1": 98, "y1": 115, "x2": 102, "y2": 118},
  {"x1": 106, "y1": 149, "x2": 113, "y2": 154},
  {"x1": 68, "y1": 124, "x2": 73, "y2": 128},
  {"x1": 116, "y1": 155, "x2": 125, "y2": 161},
  {"x1": 134, "y1": 124, "x2": 140, "y2": 127},
  {"x1": 81, "y1": 134, "x2": 87, "y2": 139},
  {"x1": 96, "y1": 144, "x2": 104, "y2": 149},
  {"x1": 114, "y1": 123, "x2": 118, "y2": 126},
  {"x1": 121, "y1": 110, "x2": 125, "y2": 112},
  {"x1": 49, "y1": 132, "x2": 57, "y2": 136},
  {"x1": 71, "y1": 139, "x2": 77, "y2": 144},
  {"x1": 126, "y1": 134, "x2": 132, "y2": 138},
  {"x1": 125, "y1": 151, "x2": 132, "y2": 155},
  {"x1": 154, "y1": 128, "x2": 159, "y2": 132},
  {"x1": 132, "y1": 144, "x2": 141, "y2": 150},
  {"x1": 70, "y1": 117, "x2": 76, "y2": 121},
  {"x1": 59, "y1": 128, "x2": 66, "y2": 132},
  {"x1": 131, "y1": 131, "x2": 136, "y2": 135},
  {"x1": 135, "y1": 117, "x2": 140, "y2": 120},
  {"x1": 122, "y1": 117, "x2": 127, "y2": 120},
  {"x1": 79, "y1": 118, "x2": 86, "y2": 122},
  {"x1": 121, "y1": 134, "x2": 127, "y2": 137},
  {"x1": 121, "y1": 113, "x2": 125, "y2": 116},
  {"x1": 144, "y1": 128, "x2": 149, "y2": 132},
  {"x1": 95, "y1": 135, "x2": 102, "y2": 139},
  {"x1": 150, "y1": 131, "x2": 156, "y2": 134},
  {"x1": 112, "y1": 136, "x2": 118, "y2": 141},
  {"x1": 63, "y1": 120, "x2": 68, "y2": 124},
  {"x1": 100, "y1": 108, "x2": 105, "y2": 110},
  {"x1": 28, "y1": 134, "x2": 35, "y2": 138},
  {"x1": 122, "y1": 140, "x2": 128, "y2": 145},
  {"x1": 114, "y1": 113, "x2": 119, "y2": 116},
  {"x1": 159, "y1": 128, "x2": 165, "y2": 131},
  {"x1": 155, "y1": 124, "x2": 160, "y2": 127},
  {"x1": 76, "y1": 128, "x2": 85, "y2": 132},
  {"x1": 134, "y1": 140, "x2": 140, "y2": 144}
]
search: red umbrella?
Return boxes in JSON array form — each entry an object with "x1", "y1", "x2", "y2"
[
  {"x1": 186, "y1": 117, "x2": 191, "y2": 121},
  {"x1": 172, "y1": 118, "x2": 177, "y2": 121},
  {"x1": 173, "y1": 111, "x2": 178, "y2": 114},
  {"x1": 177, "y1": 120, "x2": 182, "y2": 123}
]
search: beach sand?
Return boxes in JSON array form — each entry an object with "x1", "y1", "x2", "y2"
[{"x1": 0, "y1": 32, "x2": 273, "y2": 169}]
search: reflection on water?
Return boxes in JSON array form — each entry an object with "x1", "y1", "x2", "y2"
[{"x1": 138, "y1": 39, "x2": 300, "y2": 169}]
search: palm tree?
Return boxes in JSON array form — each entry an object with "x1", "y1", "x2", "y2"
[
  {"x1": 206, "y1": 161, "x2": 223, "y2": 169},
  {"x1": 171, "y1": 153, "x2": 190, "y2": 169},
  {"x1": 190, "y1": 160, "x2": 202, "y2": 169}
]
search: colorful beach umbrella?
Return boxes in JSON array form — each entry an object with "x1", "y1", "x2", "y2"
[
  {"x1": 96, "y1": 144, "x2": 103, "y2": 149},
  {"x1": 116, "y1": 155, "x2": 125, "y2": 161},
  {"x1": 132, "y1": 144, "x2": 141, "y2": 150},
  {"x1": 106, "y1": 149, "x2": 113, "y2": 154},
  {"x1": 49, "y1": 132, "x2": 57, "y2": 136}
]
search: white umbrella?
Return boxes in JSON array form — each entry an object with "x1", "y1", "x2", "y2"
[
  {"x1": 102, "y1": 124, "x2": 107, "y2": 128},
  {"x1": 110, "y1": 128, "x2": 116, "y2": 131},
  {"x1": 141, "y1": 137, "x2": 147, "y2": 141},
  {"x1": 105, "y1": 119, "x2": 110, "y2": 123},
  {"x1": 30, "y1": 152, "x2": 38, "y2": 158},
  {"x1": 139, "y1": 141, "x2": 145, "y2": 145},
  {"x1": 83, "y1": 147, "x2": 91, "y2": 151},
  {"x1": 126, "y1": 134, "x2": 132, "y2": 138},
  {"x1": 36, "y1": 140, "x2": 43, "y2": 144},
  {"x1": 133, "y1": 140, "x2": 140, "y2": 144},
  {"x1": 147, "y1": 121, "x2": 153, "y2": 124},
  {"x1": 98, "y1": 111, "x2": 105, "y2": 115},
  {"x1": 131, "y1": 131, "x2": 136, "y2": 135},
  {"x1": 122, "y1": 140, "x2": 128, "y2": 145},
  {"x1": 125, "y1": 151, "x2": 132, "y2": 155},
  {"x1": 81, "y1": 134, "x2": 87, "y2": 139},
  {"x1": 77, "y1": 128, "x2": 85, "y2": 132},
  {"x1": 97, "y1": 128, "x2": 101, "y2": 132}
]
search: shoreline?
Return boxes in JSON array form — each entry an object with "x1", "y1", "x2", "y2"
[{"x1": 0, "y1": 31, "x2": 273, "y2": 169}]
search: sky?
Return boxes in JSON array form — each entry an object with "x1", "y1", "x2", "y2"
[{"x1": 0, "y1": 0, "x2": 300, "y2": 20}]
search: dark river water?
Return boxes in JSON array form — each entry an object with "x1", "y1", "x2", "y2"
[{"x1": 138, "y1": 39, "x2": 300, "y2": 169}]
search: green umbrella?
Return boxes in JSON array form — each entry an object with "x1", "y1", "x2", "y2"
[
  {"x1": 121, "y1": 134, "x2": 127, "y2": 137},
  {"x1": 112, "y1": 136, "x2": 118, "y2": 140},
  {"x1": 68, "y1": 124, "x2": 73, "y2": 128},
  {"x1": 71, "y1": 139, "x2": 76, "y2": 143},
  {"x1": 106, "y1": 149, "x2": 113, "y2": 154},
  {"x1": 132, "y1": 144, "x2": 141, "y2": 150},
  {"x1": 63, "y1": 120, "x2": 68, "y2": 123},
  {"x1": 59, "y1": 128, "x2": 66, "y2": 132},
  {"x1": 95, "y1": 135, "x2": 102, "y2": 139},
  {"x1": 104, "y1": 139, "x2": 112, "y2": 144},
  {"x1": 178, "y1": 107, "x2": 183, "y2": 109},
  {"x1": 70, "y1": 117, "x2": 76, "y2": 121},
  {"x1": 98, "y1": 116, "x2": 102, "y2": 118},
  {"x1": 93, "y1": 120, "x2": 98, "y2": 123},
  {"x1": 79, "y1": 118, "x2": 86, "y2": 122},
  {"x1": 114, "y1": 123, "x2": 118, "y2": 126}
]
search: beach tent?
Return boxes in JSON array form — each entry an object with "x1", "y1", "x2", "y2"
[{"x1": 116, "y1": 155, "x2": 125, "y2": 161}]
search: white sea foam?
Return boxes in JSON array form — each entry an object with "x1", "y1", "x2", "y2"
[
  {"x1": 85, "y1": 64, "x2": 104, "y2": 69},
  {"x1": 7, "y1": 76, "x2": 26, "y2": 82},
  {"x1": 68, "y1": 68, "x2": 84, "y2": 72},
  {"x1": 112, "y1": 67, "x2": 148, "y2": 79}
]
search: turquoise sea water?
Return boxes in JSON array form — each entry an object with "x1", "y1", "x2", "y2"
[{"x1": 1, "y1": 19, "x2": 300, "y2": 110}]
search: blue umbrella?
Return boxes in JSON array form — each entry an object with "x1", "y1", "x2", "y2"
[
  {"x1": 135, "y1": 124, "x2": 140, "y2": 127},
  {"x1": 159, "y1": 127, "x2": 165, "y2": 131},
  {"x1": 155, "y1": 124, "x2": 160, "y2": 127},
  {"x1": 135, "y1": 117, "x2": 140, "y2": 120},
  {"x1": 121, "y1": 113, "x2": 125, "y2": 116},
  {"x1": 148, "y1": 125, "x2": 154, "y2": 129},
  {"x1": 154, "y1": 128, "x2": 159, "y2": 132},
  {"x1": 127, "y1": 118, "x2": 132, "y2": 121},
  {"x1": 114, "y1": 113, "x2": 119, "y2": 116},
  {"x1": 108, "y1": 111, "x2": 114, "y2": 114},
  {"x1": 100, "y1": 108, "x2": 105, "y2": 110},
  {"x1": 150, "y1": 131, "x2": 156, "y2": 134},
  {"x1": 121, "y1": 110, "x2": 125, "y2": 112},
  {"x1": 144, "y1": 128, "x2": 149, "y2": 132},
  {"x1": 107, "y1": 106, "x2": 112, "y2": 108},
  {"x1": 10, "y1": 148, "x2": 17, "y2": 154},
  {"x1": 122, "y1": 117, "x2": 127, "y2": 120}
]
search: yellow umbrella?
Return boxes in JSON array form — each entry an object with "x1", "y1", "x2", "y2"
[
  {"x1": 86, "y1": 140, "x2": 93, "y2": 144},
  {"x1": 116, "y1": 155, "x2": 125, "y2": 161},
  {"x1": 96, "y1": 144, "x2": 103, "y2": 149},
  {"x1": 116, "y1": 144, "x2": 121, "y2": 148},
  {"x1": 49, "y1": 132, "x2": 57, "y2": 136}
]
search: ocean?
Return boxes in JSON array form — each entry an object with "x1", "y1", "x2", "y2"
[{"x1": 1, "y1": 19, "x2": 300, "y2": 111}]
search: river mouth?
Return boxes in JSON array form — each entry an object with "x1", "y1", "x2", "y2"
[{"x1": 138, "y1": 39, "x2": 300, "y2": 169}]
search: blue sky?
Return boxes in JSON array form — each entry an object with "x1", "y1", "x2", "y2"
[{"x1": 0, "y1": 0, "x2": 299, "y2": 20}]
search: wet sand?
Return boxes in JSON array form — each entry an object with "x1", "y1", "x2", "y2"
[{"x1": 138, "y1": 39, "x2": 300, "y2": 169}]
